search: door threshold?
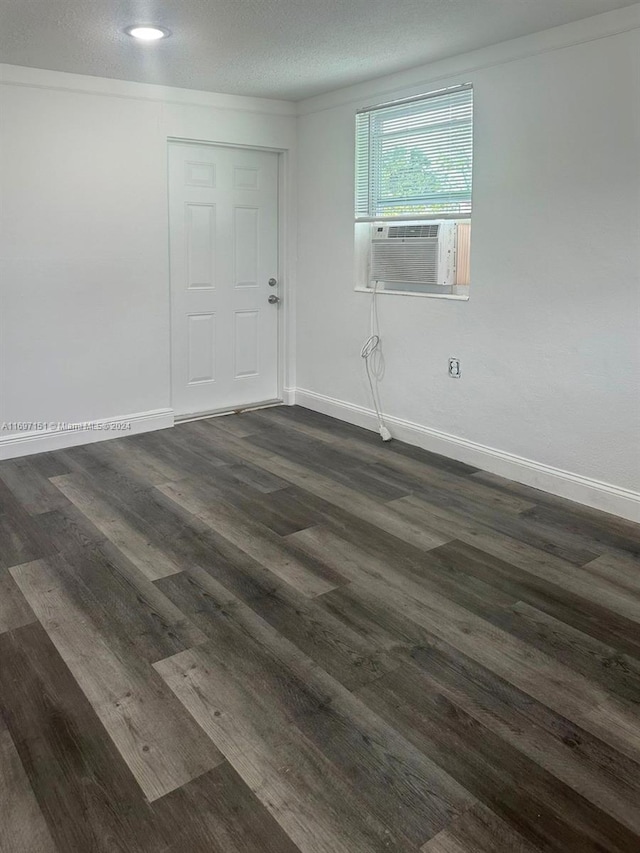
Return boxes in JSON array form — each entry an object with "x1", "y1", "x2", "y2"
[{"x1": 175, "y1": 399, "x2": 283, "y2": 424}]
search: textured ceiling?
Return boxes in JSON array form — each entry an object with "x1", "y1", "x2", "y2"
[{"x1": 0, "y1": 0, "x2": 636, "y2": 100}]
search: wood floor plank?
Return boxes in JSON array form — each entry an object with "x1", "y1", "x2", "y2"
[
  {"x1": 357, "y1": 664, "x2": 640, "y2": 853},
  {"x1": 152, "y1": 761, "x2": 302, "y2": 853},
  {"x1": 520, "y1": 504, "x2": 640, "y2": 559},
  {"x1": 0, "y1": 720, "x2": 58, "y2": 853},
  {"x1": 289, "y1": 516, "x2": 518, "y2": 631},
  {"x1": 157, "y1": 646, "x2": 403, "y2": 853},
  {"x1": 45, "y1": 466, "x2": 216, "y2": 563},
  {"x1": 203, "y1": 412, "x2": 262, "y2": 437},
  {"x1": 157, "y1": 661, "x2": 471, "y2": 849},
  {"x1": 10, "y1": 558, "x2": 224, "y2": 801},
  {"x1": 0, "y1": 481, "x2": 57, "y2": 569},
  {"x1": 86, "y1": 435, "x2": 191, "y2": 486},
  {"x1": 0, "y1": 567, "x2": 36, "y2": 633},
  {"x1": 229, "y1": 486, "x2": 325, "y2": 536},
  {"x1": 262, "y1": 404, "x2": 480, "y2": 476},
  {"x1": 92, "y1": 486, "x2": 382, "y2": 685},
  {"x1": 0, "y1": 457, "x2": 70, "y2": 516},
  {"x1": 156, "y1": 562, "x2": 397, "y2": 690},
  {"x1": 18, "y1": 450, "x2": 73, "y2": 479},
  {"x1": 290, "y1": 524, "x2": 640, "y2": 765},
  {"x1": 156, "y1": 478, "x2": 345, "y2": 597},
  {"x1": 166, "y1": 420, "x2": 294, "y2": 492},
  {"x1": 347, "y1": 533, "x2": 640, "y2": 696},
  {"x1": 190, "y1": 418, "x2": 282, "y2": 467},
  {"x1": 32, "y1": 515, "x2": 207, "y2": 664},
  {"x1": 220, "y1": 459, "x2": 293, "y2": 493},
  {"x1": 580, "y1": 552, "x2": 640, "y2": 597},
  {"x1": 49, "y1": 470, "x2": 339, "y2": 639},
  {"x1": 0, "y1": 622, "x2": 169, "y2": 853},
  {"x1": 139, "y1": 455, "x2": 319, "y2": 538},
  {"x1": 41, "y1": 479, "x2": 328, "y2": 666},
  {"x1": 363, "y1": 457, "x2": 536, "y2": 515},
  {"x1": 245, "y1": 406, "x2": 344, "y2": 445},
  {"x1": 389, "y1": 495, "x2": 640, "y2": 625},
  {"x1": 473, "y1": 469, "x2": 640, "y2": 543},
  {"x1": 245, "y1": 424, "x2": 414, "y2": 502},
  {"x1": 210, "y1": 412, "x2": 453, "y2": 525},
  {"x1": 154, "y1": 566, "x2": 474, "y2": 846},
  {"x1": 388, "y1": 491, "x2": 600, "y2": 567},
  {"x1": 241, "y1": 452, "x2": 451, "y2": 553},
  {"x1": 419, "y1": 538, "x2": 640, "y2": 658},
  {"x1": 406, "y1": 638, "x2": 640, "y2": 835},
  {"x1": 269, "y1": 409, "x2": 529, "y2": 509},
  {"x1": 156, "y1": 572, "x2": 476, "y2": 844},
  {"x1": 489, "y1": 599, "x2": 640, "y2": 704},
  {"x1": 289, "y1": 523, "x2": 518, "y2": 636},
  {"x1": 56, "y1": 445, "x2": 156, "y2": 493},
  {"x1": 139, "y1": 423, "x2": 244, "y2": 473},
  {"x1": 421, "y1": 802, "x2": 541, "y2": 852},
  {"x1": 51, "y1": 473, "x2": 183, "y2": 580},
  {"x1": 191, "y1": 423, "x2": 454, "y2": 553}
]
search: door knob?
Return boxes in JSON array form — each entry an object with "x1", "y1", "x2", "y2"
[
  {"x1": 268, "y1": 278, "x2": 278, "y2": 287},
  {"x1": 268, "y1": 294, "x2": 280, "y2": 304}
]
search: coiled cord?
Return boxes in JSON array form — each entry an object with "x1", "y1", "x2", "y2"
[{"x1": 360, "y1": 284, "x2": 392, "y2": 441}]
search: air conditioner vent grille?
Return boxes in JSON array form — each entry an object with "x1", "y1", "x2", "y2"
[
  {"x1": 387, "y1": 224, "x2": 440, "y2": 239},
  {"x1": 371, "y1": 242, "x2": 439, "y2": 284}
]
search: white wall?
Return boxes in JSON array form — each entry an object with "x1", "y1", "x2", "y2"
[
  {"x1": 295, "y1": 8, "x2": 640, "y2": 520},
  {"x1": 0, "y1": 65, "x2": 297, "y2": 451},
  {"x1": 1, "y1": 8, "x2": 639, "y2": 520}
]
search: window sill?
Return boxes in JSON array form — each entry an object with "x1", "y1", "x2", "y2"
[{"x1": 354, "y1": 287, "x2": 469, "y2": 301}]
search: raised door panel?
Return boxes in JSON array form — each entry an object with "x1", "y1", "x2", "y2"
[
  {"x1": 234, "y1": 310, "x2": 259, "y2": 379},
  {"x1": 186, "y1": 204, "x2": 216, "y2": 290},
  {"x1": 185, "y1": 161, "x2": 216, "y2": 188},
  {"x1": 234, "y1": 207, "x2": 259, "y2": 288},
  {"x1": 187, "y1": 313, "x2": 216, "y2": 385}
]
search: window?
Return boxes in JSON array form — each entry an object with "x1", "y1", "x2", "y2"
[{"x1": 355, "y1": 83, "x2": 473, "y2": 297}]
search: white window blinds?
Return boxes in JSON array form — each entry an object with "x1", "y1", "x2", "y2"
[{"x1": 355, "y1": 84, "x2": 473, "y2": 221}]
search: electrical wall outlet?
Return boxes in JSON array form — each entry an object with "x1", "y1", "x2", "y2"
[{"x1": 448, "y1": 358, "x2": 461, "y2": 378}]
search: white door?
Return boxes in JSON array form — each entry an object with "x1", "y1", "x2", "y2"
[{"x1": 168, "y1": 142, "x2": 280, "y2": 418}]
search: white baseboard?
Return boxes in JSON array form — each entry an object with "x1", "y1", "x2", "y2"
[
  {"x1": 282, "y1": 387, "x2": 296, "y2": 405},
  {"x1": 0, "y1": 408, "x2": 174, "y2": 460},
  {"x1": 293, "y1": 388, "x2": 640, "y2": 524}
]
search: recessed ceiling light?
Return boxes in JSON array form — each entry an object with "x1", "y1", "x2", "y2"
[{"x1": 125, "y1": 25, "x2": 170, "y2": 42}]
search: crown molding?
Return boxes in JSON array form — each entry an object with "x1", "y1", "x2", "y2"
[
  {"x1": 296, "y1": 4, "x2": 640, "y2": 115},
  {"x1": 0, "y1": 63, "x2": 297, "y2": 117}
]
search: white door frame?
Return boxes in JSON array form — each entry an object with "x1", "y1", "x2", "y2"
[{"x1": 167, "y1": 137, "x2": 292, "y2": 419}]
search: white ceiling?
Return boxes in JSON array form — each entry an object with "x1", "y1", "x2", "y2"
[{"x1": 0, "y1": 0, "x2": 636, "y2": 101}]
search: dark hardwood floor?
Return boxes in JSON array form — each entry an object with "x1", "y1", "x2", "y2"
[{"x1": 1, "y1": 405, "x2": 639, "y2": 852}]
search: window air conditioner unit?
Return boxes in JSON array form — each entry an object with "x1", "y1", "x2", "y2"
[{"x1": 369, "y1": 221, "x2": 456, "y2": 291}]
